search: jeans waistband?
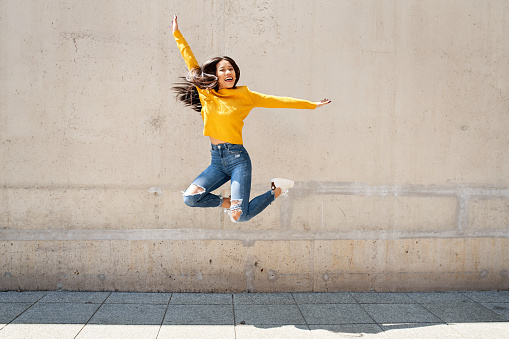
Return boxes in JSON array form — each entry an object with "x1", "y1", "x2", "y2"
[{"x1": 210, "y1": 143, "x2": 243, "y2": 151}]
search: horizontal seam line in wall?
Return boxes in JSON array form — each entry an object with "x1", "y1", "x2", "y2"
[
  {"x1": 1, "y1": 229, "x2": 508, "y2": 241},
  {"x1": 2, "y1": 184, "x2": 508, "y2": 196}
]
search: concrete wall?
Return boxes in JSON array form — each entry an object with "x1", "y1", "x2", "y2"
[{"x1": 1, "y1": 0, "x2": 508, "y2": 292}]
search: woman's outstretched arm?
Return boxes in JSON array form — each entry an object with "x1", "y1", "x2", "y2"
[
  {"x1": 249, "y1": 88, "x2": 331, "y2": 110},
  {"x1": 172, "y1": 15, "x2": 200, "y2": 71}
]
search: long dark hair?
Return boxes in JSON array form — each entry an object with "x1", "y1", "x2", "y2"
[{"x1": 173, "y1": 56, "x2": 240, "y2": 112}]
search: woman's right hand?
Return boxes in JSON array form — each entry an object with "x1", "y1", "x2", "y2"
[
  {"x1": 172, "y1": 15, "x2": 178, "y2": 33},
  {"x1": 316, "y1": 98, "x2": 332, "y2": 108}
]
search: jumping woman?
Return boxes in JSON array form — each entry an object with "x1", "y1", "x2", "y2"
[{"x1": 172, "y1": 15, "x2": 331, "y2": 223}]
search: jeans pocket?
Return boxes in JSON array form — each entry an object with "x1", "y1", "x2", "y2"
[
  {"x1": 230, "y1": 151, "x2": 243, "y2": 161},
  {"x1": 228, "y1": 145, "x2": 243, "y2": 154}
]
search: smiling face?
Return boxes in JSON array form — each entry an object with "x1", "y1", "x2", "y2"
[{"x1": 216, "y1": 59, "x2": 237, "y2": 90}]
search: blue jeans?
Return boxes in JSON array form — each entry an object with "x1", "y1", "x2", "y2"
[{"x1": 183, "y1": 143, "x2": 275, "y2": 222}]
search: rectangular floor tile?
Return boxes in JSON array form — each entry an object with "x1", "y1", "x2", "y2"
[
  {"x1": 351, "y1": 293, "x2": 415, "y2": 304},
  {"x1": 449, "y1": 322, "x2": 509, "y2": 339},
  {"x1": 158, "y1": 325, "x2": 236, "y2": 339},
  {"x1": 234, "y1": 304, "x2": 305, "y2": 325},
  {"x1": 299, "y1": 304, "x2": 374, "y2": 325},
  {"x1": 77, "y1": 324, "x2": 161, "y2": 339},
  {"x1": 309, "y1": 324, "x2": 388, "y2": 338},
  {"x1": 234, "y1": 293, "x2": 295, "y2": 305},
  {"x1": 0, "y1": 323, "x2": 84, "y2": 339},
  {"x1": 380, "y1": 323, "x2": 464, "y2": 339},
  {"x1": 235, "y1": 325, "x2": 311, "y2": 339},
  {"x1": 105, "y1": 292, "x2": 171, "y2": 305},
  {"x1": 170, "y1": 293, "x2": 232, "y2": 305},
  {"x1": 481, "y1": 303, "x2": 509, "y2": 320},
  {"x1": 292, "y1": 293, "x2": 356, "y2": 304},
  {"x1": 0, "y1": 303, "x2": 32, "y2": 325},
  {"x1": 89, "y1": 303, "x2": 167, "y2": 325},
  {"x1": 11, "y1": 302, "x2": 99, "y2": 324},
  {"x1": 462, "y1": 291, "x2": 509, "y2": 303},
  {"x1": 0, "y1": 291, "x2": 47, "y2": 303},
  {"x1": 39, "y1": 291, "x2": 110, "y2": 304},
  {"x1": 421, "y1": 302, "x2": 507, "y2": 323},
  {"x1": 164, "y1": 305, "x2": 234, "y2": 325},
  {"x1": 406, "y1": 292, "x2": 474, "y2": 304},
  {"x1": 362, "y1": 304, "x2": 441, "y2": 324}
]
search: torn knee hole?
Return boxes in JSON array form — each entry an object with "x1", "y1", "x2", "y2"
[
  {"x1": 230, "y1": 200, "x2": 241, "y2": 208},
  {"x1": 183, "y1": 184, "x2": 205, "y2": 196}
]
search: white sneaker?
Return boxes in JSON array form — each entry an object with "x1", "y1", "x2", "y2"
[{"x1": 271, "y1": 178, "x2": 294, "y2": 196}]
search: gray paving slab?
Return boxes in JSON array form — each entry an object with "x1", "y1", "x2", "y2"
[
  {"x1": 299, "y1": 303, "x2": 375, "y2": 325},
  {"x1": 236, "y1": 324, "x2": 311, "y2": 339},
  {"x1": 292, "y1": 292, "x2": 356, "y2": 304},
  {"x1": 421, "y1": 302, "x2": 507, "y2": 323},
  {"x1": 380, "y1": 323, "x2": 464, "y2": 339},
  {"x1": 448, "y1": 322, "x2": 509, "y2": 339},
  {"x1": 362, "y1": 303, "x2": 442, "y2": 324},
  {"x1": 170, "y1": 292, "x2": 232, "y2": 305},
  {"x1": 163, "y1": 304, "x2": 234, "y2": 325},
  {"x1": 462, "y1": 291, "x2": 509, "y2": 303},
  {"x1": 406, "y1": 292, "x2": 474, "y2": 303},
  {"x1": 0, "y1": 291, "x2": 47, "y2": 303},
  {"x1": 234, "y1": 304, "x2": 306, "y2": 325},
  {"x1": 0, "y1": 302, "x2": 32, "y2": 325},
  {"x1": 76, "y1": 324, "x2": 161, "y2": 339},
  {"x1": 1, "y1": 290, "x2": 508, "y2": 339},
  {"x1": 481, "y1": 302, "x2": 509, "y2": 320},
  {"x1": 88, "y1": 303, "x2": 167, "y2": 325},
  {"x1": 11, "y1": 302, "x2": 99, "y2": 324},
  {"x1": 39, "y1": 291, "x2": 110, "y2": 303},
  {"x1": 234, "y1": 293, "x2": 295, "y2": 304},
  {"x1": 309, "y1": 324, "x2": 388, "y2": 338},
  {"x1": 104, "y1": 292, "x2": 171, "y2": 304},
  {"x1": 158, "y1": 324, "x2": 236, "y2": 339},
  {"x1": 351, "y1": 292, "x2": 416, "y2": 304}
]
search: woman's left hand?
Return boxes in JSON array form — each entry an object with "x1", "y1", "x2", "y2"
[
  {"x1": 172, "y1": 15, "x2": 178, "y2": 33},
  {"x1": 316, "y1": 98, "x2": 332, "y2": 108}
]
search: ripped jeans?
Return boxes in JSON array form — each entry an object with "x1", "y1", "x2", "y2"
[{"x1": 183, "y1": 143, "x2": 275, "y2": 222}]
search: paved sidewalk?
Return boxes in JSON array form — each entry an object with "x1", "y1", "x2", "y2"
[{"x1": 0, "y1": 291, "x2": 508, "y2": 338}]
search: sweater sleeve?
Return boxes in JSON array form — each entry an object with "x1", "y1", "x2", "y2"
[
  {"x1": 173, "y1": 30, "x2": 200, "y2": 71},
  {"x1": 248, "y1": 88, "x2": 317, "y2": 110}
]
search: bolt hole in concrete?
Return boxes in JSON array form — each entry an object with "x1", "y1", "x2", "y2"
[
  {"x1": 267, "y1": 269, "x2": 278, "y2": 282},
  {"x1": 148, "y1": 187, "x2": 162, "y2": 196}
]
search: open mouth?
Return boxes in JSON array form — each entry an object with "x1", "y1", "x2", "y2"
[{"x1": 225, "y1": 77, "x2": 233, "y2": 82}]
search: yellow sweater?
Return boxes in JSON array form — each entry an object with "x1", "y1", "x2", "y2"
[{"x1": 173, "y1": 30, "x2": 317, "y2": 145}]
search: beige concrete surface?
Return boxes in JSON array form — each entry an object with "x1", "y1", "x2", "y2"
[{"x1": 1, "y1": 0, "x2": 508, "y2": 292}]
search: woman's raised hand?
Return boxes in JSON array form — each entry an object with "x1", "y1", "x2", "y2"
[
  {"x1": 316, "y1": 98, "x2": 332, "y2": 108},
  {"x1": 172, "y1": 15, "x2": 178, "y2": 33}
]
